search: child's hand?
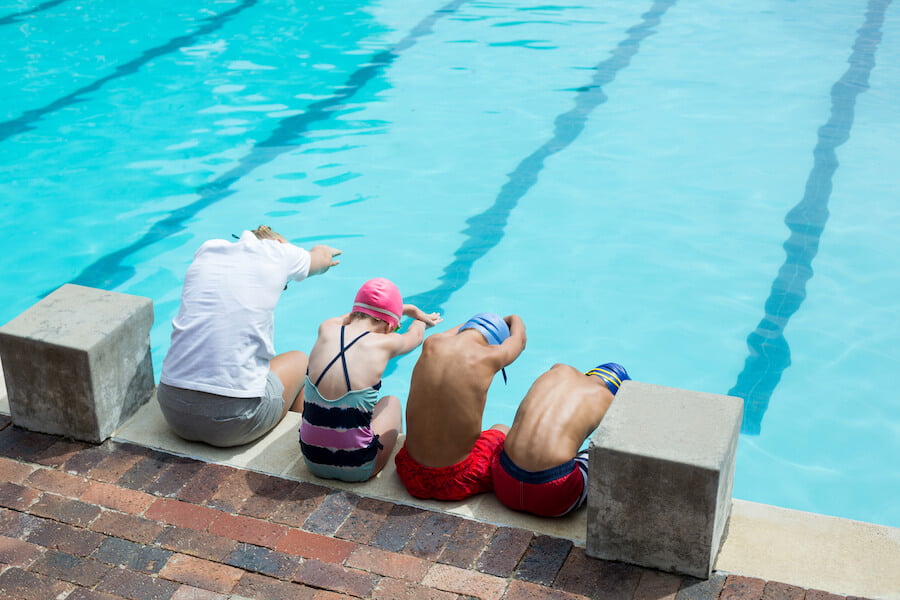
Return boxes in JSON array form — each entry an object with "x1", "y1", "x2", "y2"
[
  {"x1": 402, "y1": 304, "x2": 442, "y2": 328},
  {"x1": 420, "y1": 312, "x2": 443, "y2": 328}
]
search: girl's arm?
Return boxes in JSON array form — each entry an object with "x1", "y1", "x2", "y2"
[
  {"x1": 402, "y1": 303, "x2": 441, "y2": 326},
  {"x1": 389, "y1": 305, "x2": 443, "y2": 356}
]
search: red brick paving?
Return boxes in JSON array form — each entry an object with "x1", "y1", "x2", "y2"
[
  {"x1": 345, "y1": 545, "x2": 432, "y2": 581},
  {"x1": 158, "y1": 554, "x2": 245, "y2": 594},
  {"x1": 0, "y1": 421, "x2": 876, "y2": 600},
  {"x1": 275, "y1": 527, "x2": 357, "y2": 563},
  {"x1": 25, "y1": 468, "x2": 90, "y2": 498}
]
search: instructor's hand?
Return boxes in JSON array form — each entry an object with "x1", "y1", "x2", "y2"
[{"x1": 309, "y1": 245, "x2": 342, "y2": 276}]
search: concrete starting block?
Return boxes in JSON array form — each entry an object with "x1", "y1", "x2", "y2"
[
  {"x1": 586, "y1": 380, "x2": 743, "y2": 579},
  {"x1": 0, "y1": 284, "x2": 154, "y2": 443}
]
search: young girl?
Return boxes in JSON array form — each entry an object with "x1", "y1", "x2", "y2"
[{"x1": 299, "y1": 277, "x2": 441, "y2": 481}]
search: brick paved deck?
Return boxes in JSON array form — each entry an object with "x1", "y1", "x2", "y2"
[{"x1": 0, "y1": 416, "x2": 871, "y2": 600}]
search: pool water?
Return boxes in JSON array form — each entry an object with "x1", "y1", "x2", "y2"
[{"x1": 1, "y1": 0, "x2": 897, "y2": 528}]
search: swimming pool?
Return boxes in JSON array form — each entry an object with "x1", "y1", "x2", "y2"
[{"x1": 1, "y1": 0, "x2": 897, "y2": 528}]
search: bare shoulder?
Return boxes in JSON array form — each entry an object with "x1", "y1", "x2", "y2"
[
  {"x1": 525, "y1": 364, "x2": 602, "y2": 403},
  {"x1": 319, "y1": 315, "x2": 345, "y2": 330},
  {"x1": 540, "y1": 363, "x2": 585, "y2": 382},
  {"x1": 366, "y1": 330, "x2": 421, "y2": 358},
  {"x1": 422, "y1": 327, "x2": 458, "y2": 345},
  {"x1": 419, "y1": 328, "x2": 465, "y2": 353}
]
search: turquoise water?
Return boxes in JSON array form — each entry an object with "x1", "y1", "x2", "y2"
[{"x1": 1, "y1": 0, "x2": 898, "y2": 528}]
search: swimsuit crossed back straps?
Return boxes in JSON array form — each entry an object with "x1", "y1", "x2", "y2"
[
  {"x1": 299, "y1": 325, "x2": 384, "y2": 482},
  {"x1": 312, "y1": 325, "x2": 382, "y2": 394}
]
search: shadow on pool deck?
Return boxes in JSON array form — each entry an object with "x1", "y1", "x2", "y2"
[{"x1": 0, "y1": 373, "x2": 898, "y2": 600}]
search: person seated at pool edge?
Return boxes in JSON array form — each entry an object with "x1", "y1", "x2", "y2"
[
  {"x1": 395, "y1": 312, "x2": 527, "y2": 501},
  {"x1": 157, "y1": 225, "x2": 342, "y2": 448},
  {"x1": 299, "y1": 277, "x2": 441, "y2": 482},
  {"x1": 492, "y1": 362, "x2": 630, "y2": 517}
]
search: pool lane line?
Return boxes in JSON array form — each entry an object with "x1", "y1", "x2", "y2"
[
  {"x1": 204, "y1": 0, "x2": 470, "y2": 175},
  {"x1": 60, "y1": 0, "x2": 470, "y2": 291},
  {"x1": 0, "y1": 0, "x2": 260, "y2": 144},
  {"x1": 402, "y1": 0, "x2": 677, "y2": 314},
  {"x1": 729, "y1": 0, "x2": 891, "y2": 435},
  {"x1": 0, "y1": 0, "x2": 69, "y2": 25},
  {"x1": 381, "y1": 1, "x2": 677, "y2": 378}
]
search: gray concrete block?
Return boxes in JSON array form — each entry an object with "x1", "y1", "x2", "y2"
[
  {"x1": 0, "y1": 284, "x2": 154, "y2": 442},
  {"x1": 0, "y1": 357, "x2": 7, "y2": 413},
  {"x1": 585, "y1": 381, "x2": 743, "y2": 579}
]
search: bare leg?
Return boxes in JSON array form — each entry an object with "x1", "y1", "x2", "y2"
[
  {"x1": 489, "y1": 423, "x2": 510, "y2": 434},
  {"x1": 270, "y1": 350, "x2": 308, "y2": 415},
  {"x1": 369, "y1": 395, "x2": 402, "y2": 478}
]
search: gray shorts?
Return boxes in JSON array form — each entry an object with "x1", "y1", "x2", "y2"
[{"x1": 157, "y1": 372, "x2": 285, "y2": 447}]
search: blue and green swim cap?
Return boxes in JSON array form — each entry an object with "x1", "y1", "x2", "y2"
[{"x1": 585, "y1": 363, "x2": 631, "y2": 395}]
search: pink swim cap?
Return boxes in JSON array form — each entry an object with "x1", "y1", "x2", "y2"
[{"x1": 352, "y1": 278, "x2": 402, "y2": 329}]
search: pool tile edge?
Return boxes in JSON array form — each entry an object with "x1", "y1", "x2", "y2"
[{"x1": 718, "y1": 499, "x2": 900, "y2": 600}]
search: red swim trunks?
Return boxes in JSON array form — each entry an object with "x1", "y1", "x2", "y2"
[
  {"x1": 394, "y1": 429, "x2": 506, "y2": 501},
  {"x1": 491, "y1": 449, "x2": 589, "y2": 517}
]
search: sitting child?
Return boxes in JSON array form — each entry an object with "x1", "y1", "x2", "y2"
[
  {"x1": 299, "y1": 277, "x2": 440, "y2": 482},
  {"x1": 396, "y1": 312, "x2": 526, "y2": 501},
  {"x1": 493, "y1": 362, "x2": 630, "y2": 517}
]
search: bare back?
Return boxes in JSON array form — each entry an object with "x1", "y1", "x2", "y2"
[
  {"x1": 306, "y1": 316, "x2": 407, "y2": 400},
  {"x1": 504, "y1": 364, "x2": 615, "y2": 471},
  {"x1": 404, "y1": 328, "x2": 514, "y2": 467}
]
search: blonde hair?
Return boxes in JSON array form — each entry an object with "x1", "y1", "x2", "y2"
[
  {"x1": 251, "y1": 225, "x2": 286, "y2": 242},
  {"x1": 349, "y1": 311, "x2": 387, "y2": 325}
]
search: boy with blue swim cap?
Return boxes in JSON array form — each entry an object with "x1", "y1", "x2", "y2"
[
  {"x1": 492, "y1": 361, "x2": 630, "y2": 517},
  {"x1": 396, "y1": 312, "x2": 527, "y2": 501}
]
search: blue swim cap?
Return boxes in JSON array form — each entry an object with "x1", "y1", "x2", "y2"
[
  {"x1": 458, "y1": 312, "x2": 510, "y2": 345},
  {"x1": 459, "y1": 313, "x2": 511, "y2": 384},
  {"x1": 585, "y1": 363, "x2": 631, "y2": 395}
]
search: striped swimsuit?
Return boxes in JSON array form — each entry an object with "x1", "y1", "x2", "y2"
[{"x1": 299, "y1": 327, "x2": 384, "y2": 482}]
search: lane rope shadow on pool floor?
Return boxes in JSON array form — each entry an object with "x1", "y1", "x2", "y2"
[
  {"x1": 404, "y1": 0, "x2": 676, "y2": 316},
  {"x1": 0, "y1": 0, "x2": 261, "y2": 144},
  {"x1": 0, "y1": 0, "x2": 70, "y2": 26},
  {"x1": 729, "y1": 0, "x2": 891, "y2": 435},
  {"x1": 387, "y1": 1, "x2": 677, "y2": 377},
  {"x1": 54, "y1": 0, "x2": 470, "y2": 293}
]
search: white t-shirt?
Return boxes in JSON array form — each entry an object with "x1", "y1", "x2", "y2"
[{"x1": 160, "y1": 231, "x2": 311, "y2": 397}]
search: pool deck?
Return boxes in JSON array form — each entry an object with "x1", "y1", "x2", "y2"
[{"x1": 1, "y1": 375, "x2": 898, "y2": 600}]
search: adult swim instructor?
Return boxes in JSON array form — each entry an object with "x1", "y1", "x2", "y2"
[{"x1": 157, "y1": 225, "x2": 341, "y2": 447}]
